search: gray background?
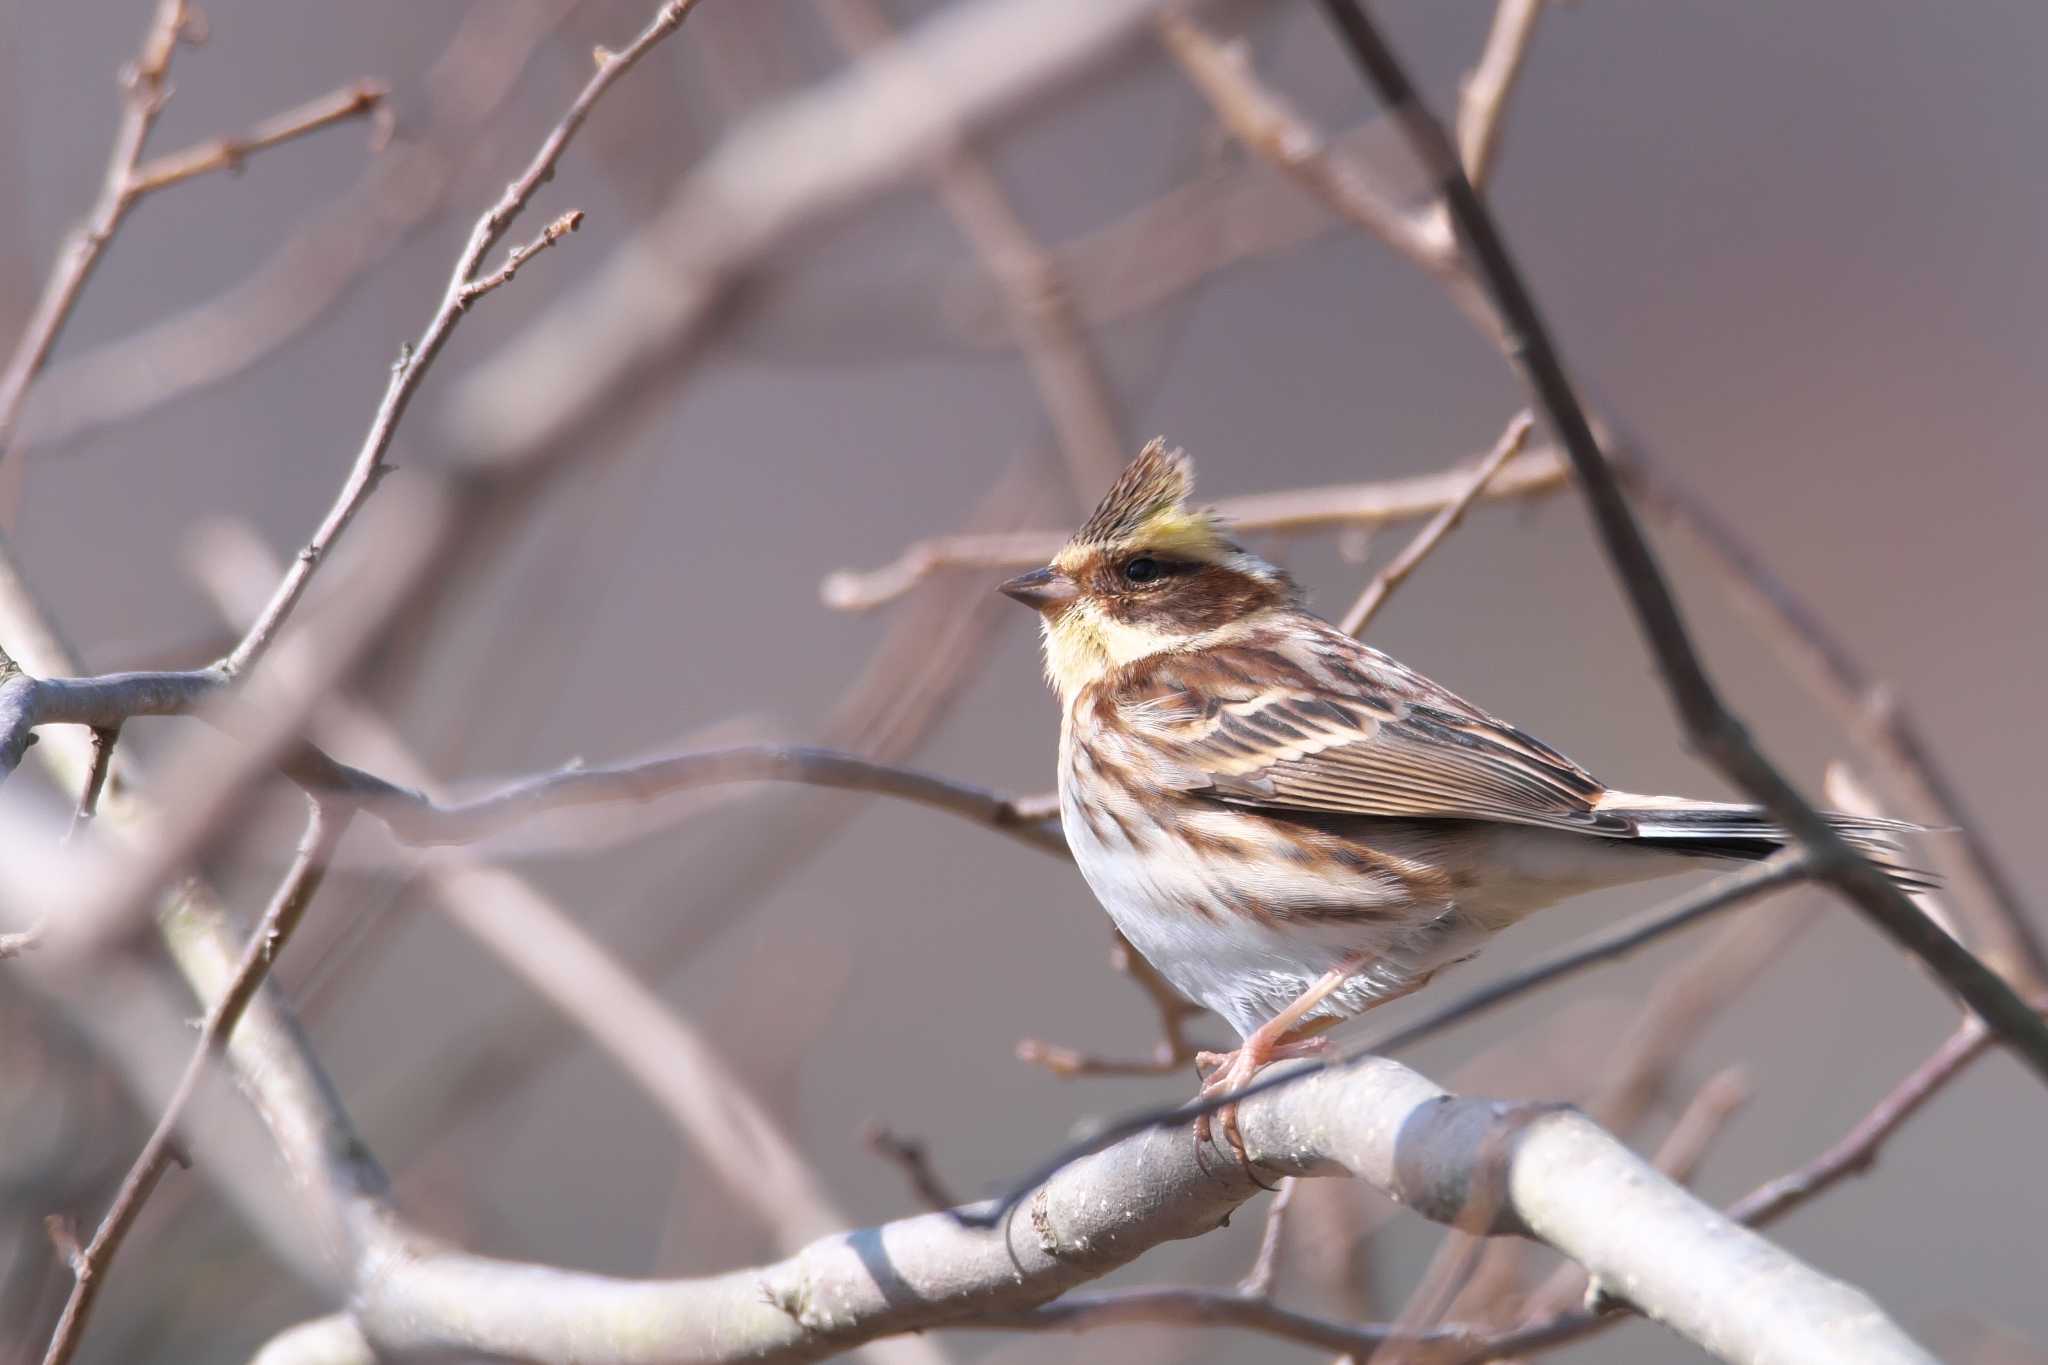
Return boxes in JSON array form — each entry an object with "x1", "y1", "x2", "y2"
[{"x1": 4, "y1": 1, "x2": 2045, "y2": 1360}]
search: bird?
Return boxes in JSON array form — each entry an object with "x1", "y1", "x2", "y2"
[{"x1": 999, "y1": 439, "x2": 1924, "y2": 1163}]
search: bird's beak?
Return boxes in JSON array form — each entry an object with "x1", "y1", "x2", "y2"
[{"x1": 999, "y1": 566, "x2": 1080, "y2": 612}]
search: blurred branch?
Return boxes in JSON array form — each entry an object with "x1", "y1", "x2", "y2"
[
  {"x1": 1727, "y1": 1017, "x2": 1993, "y2": 1227},
  {"x1": 19, "y1": 0, "x2": 584, "y2": 453},
  {"x1": 975, "y1": 1285, "x2": 1472, "y2": 1359},
  {"x1": 1456, "y1": 0, "x2": 1545, "y2": 191},
  {"x1": 443, "y1": 0, "x2": 1267, "y2": 465},
  {"x1": 865, "y1": 1125, "x2": 961, "y2": 1213},
  {"x1": 0, "y1": 0, "x2": 383, "y2": 514},
  {"x1": 221, "y1": 0, "x2": 703, "y2": 682},
  {"x1": 39, "y1": 799, "x2": 349, "y2": 1365},
  {"x1": 1016, "y1": 929, "x2": 1207, "y2": 1076},
  {"x1": 1339, "y1": 409, "x2": 1531, "y2": 635},
  {"x1": 820, "y1": 0, "x2": 1128, "y2": 498},
  {"x1": 1153, "y1": 6, "x2": 1515, "y2": 345},
  {"x1": 125, "y1": 81, "x2": 389, "y2": 194},
  {"x1": 1314, "y1": 0, "x2": 2048, "y2": 1083},
  {"x1": 1621, "y1": 449, "x2": 2048, "y2": 997},
  {"x1": 824, "y1": 443, "x2": 1569, "y2": 610}
]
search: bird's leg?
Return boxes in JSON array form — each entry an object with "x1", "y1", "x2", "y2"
[{"x1": 1195, "y1": 951, "x2": 1376, "y2": 1173}]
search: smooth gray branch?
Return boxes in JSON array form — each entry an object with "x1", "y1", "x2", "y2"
[{"x1": 241, "y1": 1056, "x2": 1926, "y2": 1364}]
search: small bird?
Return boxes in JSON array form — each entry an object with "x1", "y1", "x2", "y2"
[{"x1": 1000, "y1": 440, "x2": 1921, "y2": 1161}]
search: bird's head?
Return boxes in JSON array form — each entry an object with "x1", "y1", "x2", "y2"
[{"x1": 999, "y1": 440, "x2": 1300, "y2": 703}]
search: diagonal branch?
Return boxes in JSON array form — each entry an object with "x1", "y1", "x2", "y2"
[
  {"x1": 39, "y1": 799, "x2": 350, "y2": 1365},
  {"x1": 1340, "y1": 409, "x2": 1531, "y2": 635},
  {"x1": 1619, "y1": 448, "x2": 2048, "y2": 996},
  {"x1": 1313, "y1": 0, "x2": 2048, "y2": 1084}
]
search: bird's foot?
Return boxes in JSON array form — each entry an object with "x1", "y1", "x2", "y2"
[{"x1": 1192, "y1": 1031, "x2": 1329, "y2": 1180}]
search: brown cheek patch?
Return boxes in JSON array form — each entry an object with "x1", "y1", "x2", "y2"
[{"x1": 1109, "y1": 565, "x2": 1282, "y2": 632}]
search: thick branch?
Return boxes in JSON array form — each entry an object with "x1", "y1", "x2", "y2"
[{"x1": 255, "y1": 1058, "x2": 1924, "y2": 1365}]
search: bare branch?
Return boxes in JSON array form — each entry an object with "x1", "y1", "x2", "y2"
[
  {"x1": 1727, "y1": 1018, "x2": 1993, "y2": 1227},
  {"x1": 1622, "y1": 448, "x2": 2048, "y2": 997},
  {"x1": 1237, "y1": 1175, "x2": 1296, "y2": 1298},
  {"x1": 235, "y1": 1056, "x2": 1927, "y2": 1364},
  {"x1": 126, "y1": 80, "x2": 390, "y2": 194},
  {"x1": 1313, "y1": 0, "x2": 2048, "y2": 1083},
  {"x1": 1154, "y1": 8, "x2": 1479, "y2": 326},
  {"x1": 18, "y1": 0, "x2": 580, "y2": 453},
  {"x1": 0, "y1": 0, "x2": 382, "y2": 516},
  {"x1": 1340, "y1": 409, "x2": 1532, "y2": 636},
  {"x1": 1017, "y1": 929, "x2": 1207, "y2": 1076},
  {"x1": 819, "y1": 0, "x2": 1128, "y2": 498},
  {"x1": 39, "y1": 799, "x2": 349, "y2": 1365},
  {"x1": 221, "y1": 0, "x2": 704, "y2": 680},
  {"x1": 865, "y1": 1125, "x2": 962, "y2": 1214},
  {"x1": 1456, "y1": 0, "x2": 1546, "y2": 190},
  {"x1": 456, "y1": 210, "x2": 586, "y2": 309},
  {"x1": 823, "y1": 443, "x2": 1570, "y2": 611}
]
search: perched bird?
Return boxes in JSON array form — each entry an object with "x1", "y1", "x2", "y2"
[{"x1": 1000, "y1": 440, "x2": 1921, "y2": 1160}]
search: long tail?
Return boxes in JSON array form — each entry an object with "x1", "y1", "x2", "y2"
[{"x1": 1594, "y1": 792, "x2": 1938, "y2": 890}]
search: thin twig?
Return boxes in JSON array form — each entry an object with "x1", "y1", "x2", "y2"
[
  {"x1": 1727, "y1": 1017, "x2": 1994, "y2": 1226},
  {"x1": 1313, "y1": 0, "x2": 2048, "y2": 1084},
  {"x1": 0, "y1": 3, "x2": 384, "y2": 516},
  {"x1": 1621, "y1": 448, "x2": 2048, "y2": 997},
  {"x1": 126, "y1": 80, "x2": 389, "y2": 194},
  {"x1": 221, "y1": 0, "x2": 704, "y2": 680},
  {"x1": 1238, "y1": 1176, "x2": 1297, "y2": 1298},
  {"x1": 0, "y1": 0, "x2": 192, "y2": 517},
  {"x1": 456, "y1": 210, "x2": 586, "y2": 308},
  {"x1": 65, "y1": 725, "x2": 120, "y2": 841},
  {"x1": 864, "y1": 1125, "x2": 961, "y2": 1214},
  {"x1": 1154, "y1": 9, "x2": 1472, "y2": 317},
  {"x1": 19, "y1": 0, "x2": 581, "y2": 453},
  {"x1": 1340, "y1": 410, "x2": 1531, "y2": 635},
  {"x1": 1455, "y1": 0, "x2": 1545, "y2": 191},
  {"x1": 823, "y1": 444, "x2": 1570, "y2": 610},
  {"x1": 39, "y1": 800, "x2": 349, "y2": 1365},
  {"x1": 1016, "y1": 929, "x2": 1207, "y2": 1076}
]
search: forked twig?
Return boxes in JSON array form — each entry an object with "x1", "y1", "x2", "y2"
[{"x1": 0, "y1": 0, "x2": 383, "y2": 515}]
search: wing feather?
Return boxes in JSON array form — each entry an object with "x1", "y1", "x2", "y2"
[{"x1": 1101, "y1": 624, "x2": 1623, "y2": 833}]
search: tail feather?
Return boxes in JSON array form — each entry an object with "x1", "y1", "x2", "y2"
[{"x1": 1595, "y1": 793, "x2": 1938, "y2": 891}]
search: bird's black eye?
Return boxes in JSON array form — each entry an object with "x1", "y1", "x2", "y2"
[{"x1": 1122, "y1": 556, "x2": 1164, "y2": 584}]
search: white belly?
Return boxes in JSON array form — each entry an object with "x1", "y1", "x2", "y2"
[{"x1": 1057, "y1": 780, "x2": 1490, "y2": 1040}]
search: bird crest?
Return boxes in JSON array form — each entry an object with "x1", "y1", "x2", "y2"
[{"x1": 1071, "y1": 439, "x2": 1229, "y2": 560}]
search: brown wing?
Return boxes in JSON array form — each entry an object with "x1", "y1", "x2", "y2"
[{"x1": 1095, "y1": 623, "x2": 1628, "y2": 834}]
